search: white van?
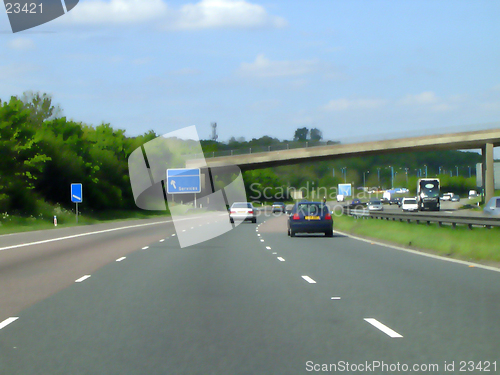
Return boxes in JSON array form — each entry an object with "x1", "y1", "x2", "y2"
[
  {"x1": 401, "y1": 197, "x2": 419, "y2": 212},
  {"x1": 468, "y1": 190, "x2": 478, "y2": 198}
]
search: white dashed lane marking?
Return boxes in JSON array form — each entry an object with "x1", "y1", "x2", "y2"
[
  {"x1": 277, "y1": 257, "x2": 285, "y2": 262},
  {"x1": 116, "y1": 257, "x2": 126, "y2": 262},
  {"x1": 141, "y1": 246, "x2": 149, "y2": 250},
  {"x1": 266, "y1": 246, "x2": 271, "y2": 250},
  {"x1": 0, "y1": 317, "x2": 18, "y2": 330},
  {"x1": 75, "y1": 275, "x2": 91, "y2": 283},
  {"x1": 159, "y1": 239, "x2": 165, "y2": 242},
  {"x1": 364, "y1": 318, "x2": 403, "y2": 338},
  {"x1": 301, "y1": 276, "x2": 316, "y2": 284}
]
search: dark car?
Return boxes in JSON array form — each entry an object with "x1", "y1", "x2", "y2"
[
  {"x1": 348, "y1": 198, "x2": 363, "y2": 207},
  {"x1": 272, "y1": 202, "x2": 286, "y2": 213},
  {"x1": 287, "y1": 202, "x2": 333, "y2": 237},
  {"x1": 392, "y1": 197, "x2": 403, "y2": 207}
]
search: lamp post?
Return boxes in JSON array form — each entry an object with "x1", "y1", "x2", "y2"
[
  {"x1": 377, "y1": 167, "x2": 381, "y2": 185},
  {"x1": 363, "y1": 171, "x2": 370, "y2": 190},
  {"x1": 455, "y1": 165, "x2": 459, "y2": 177},
  {"x1": 439, "y1": 166, "x2": 442, "y2": 175},
  {"x1": 404, "y1": 167, "x2": 409, "y2": 186},
  {"x1": 468, "y1": 165, "x2": 471, "y2": 178},
  {"x1": 386, "y1": 166, "x2": 394, "y2": 189},
  {"x1": 341, "y1": 167, "x2": 347, "y2": 183},
  {"x1": 424, "y1": 165, "x2": 428, "y2": 178}
]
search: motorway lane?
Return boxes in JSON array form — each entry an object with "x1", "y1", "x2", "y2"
[
  {"x1": 0, "y1": 212, "x2": 499, "y2": 374},
  {"x1": 259, "y1": 215, "x2": 500, "y2": 362},
  {"x1": 0, "y1": 215, "x2": 371, "y2": 374},
  {"x1": 0, "y1": 218, "x2": 176, "y2": 320}
]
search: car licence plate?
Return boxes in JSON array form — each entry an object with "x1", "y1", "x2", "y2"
[{"x1": 305, "y1": 216, "x2": 320, "y2": 220}]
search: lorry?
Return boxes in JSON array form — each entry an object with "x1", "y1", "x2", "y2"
[{"x1": 416, "y1": 178, "x2": 440, "y2": 211}]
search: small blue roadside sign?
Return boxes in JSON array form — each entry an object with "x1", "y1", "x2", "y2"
[
  {"x1": 71, "y1": 183, "x2": 83, "y2": 202},
  {"x1": 338, "y1": 183, "x2": 352, "y2": 197},
  {"x1": 166, "y1": 169, "x2": 201, "y2": 194}
]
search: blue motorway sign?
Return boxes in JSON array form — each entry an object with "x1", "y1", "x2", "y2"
[
  {"x1": 338, "y1": 183, "x2": 352, "y2": 197},
  {"x1": 71, "y1": 183, "x2": 83, "y2": 202},
  {"x1": 166, "y1": 168, "x2": 201, "y2": 194}
]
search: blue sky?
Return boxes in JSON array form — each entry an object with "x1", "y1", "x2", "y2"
[{"x1": 1, "y1": 0, "x2": 499, "y2": 144}]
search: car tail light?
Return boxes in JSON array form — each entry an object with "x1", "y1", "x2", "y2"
[
  {"x1": 325, "y1": 213, "x2": 332, "y2": 220},
  {"x1": 292, "y1": 213, "x2": 300, "y2": 220},
  {"x1": 248, "y1": 210, "x2": 253, "y2": 214},
  {"x1": 230, "y1": 210, "x2": 236, "y2": 214}
]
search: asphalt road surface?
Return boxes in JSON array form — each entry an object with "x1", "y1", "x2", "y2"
[{"x1": 0, "y1": 212, "x2": 499, "y2": 374}]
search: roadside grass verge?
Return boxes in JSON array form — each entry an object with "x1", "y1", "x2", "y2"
[
  {"x1": 0, "y1": 206, "x2": 171, "y2": 235},
  {"x1": 334, "y1": 214, "x2": 500, "y2": 264}
]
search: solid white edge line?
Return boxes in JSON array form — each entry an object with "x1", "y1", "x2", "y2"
[
  {"x1": 0, "y1": 216, "x2": 204, "y2": 252},
  {"x1": 277, "y1": 257, "x2": 285, "y2": 261},
  {"x1": 0, "y1": 317, "x2": 18, "y2": 330},
  {"x1": 116, "y1": 257, "x2": 126, "y2": 262},
  {"x1": 75, "y1": 275, "x2": 91, "y2": 283},
  {"x1": 141, "y1": 246, "x2": 149, "y2": 250},
  {"x1": 333, "y1": 229, "x2": 500, "y2": 273},
  {"x1": 301, "y1": 275, "x2": 316, "y2": 284},
  {"x1": 364, "y1": 318, "x2": 403, "y2": 338}
]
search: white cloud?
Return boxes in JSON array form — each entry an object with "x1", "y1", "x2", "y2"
[
  {"x1": 61, "y1": 0, "x2": 168, "y2": 25},
  {"x1": 399, "y1": 91, "x2": 438, "y2": 105},
  {"x1": 8, "y1": 38, "x2": 35, "y2": 51},
  {"x1": 169, "y1": 0, "x2": 287, "y2": 30},
  {"x1": 323, "y1": 98, "x2": 387, "y2": 111},
  {"x1": 238, "y1": 54, "x2": 318, "y2": 78},
  {"x1": 59, "y1": 0, "x2": 286, "y2": 30},
  {"x1": 398, "y1": 91, "x2": 462, "y2": 112}
]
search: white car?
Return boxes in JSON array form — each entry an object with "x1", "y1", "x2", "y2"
[
  {"x1": 367, "y1": 199, "x2": 384, "y2": 211},
  {"x1": 441, "y1": 192, "x2": 454, "y2": 201},
  {"x1": 401, "y1": 197, "x2": 419, "y2": 212},
  {"x1": 229, "y1": 202, "x2": 257, "y2": 223}
]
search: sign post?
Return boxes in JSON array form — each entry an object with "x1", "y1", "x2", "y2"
[
  {"x1": 71, "y1": 183, "x2": 83, "y2": 223},
  {"x1": 166, "y1": 169, "x2": 201, "y2": 207}
]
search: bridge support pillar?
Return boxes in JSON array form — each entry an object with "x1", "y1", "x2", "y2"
[{"x1": 481, "y1": 143, "x2": 494, "y2": 204}]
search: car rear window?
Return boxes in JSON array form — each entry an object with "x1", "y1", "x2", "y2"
[
  {"x1": 405, "y1": 199, "x2": 417, "y2": 204},
  {"x1": 370, "y1": 200, "x2": 381, "y2": 204},
  {"x1": 232, "y1": 203, "x2": 252, "y2": 208},
  {"x1": 296, "y1": 203, "x2": 327, "y2": 215},
  {"x1": 496, "y1": 199, "x2": 500, "y2": 208}
]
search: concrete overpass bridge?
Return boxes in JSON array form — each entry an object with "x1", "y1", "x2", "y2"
[{"x1": 186, "y1": 128, "x2": 500, "y2": 204}]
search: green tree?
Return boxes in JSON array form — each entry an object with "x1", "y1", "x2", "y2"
[
  {"x1": 293, "y1": 127, "x2": 309, "y2": 141},
  {"x1": 310, "y1": 128, "x2": 323, "y2": 141}
]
